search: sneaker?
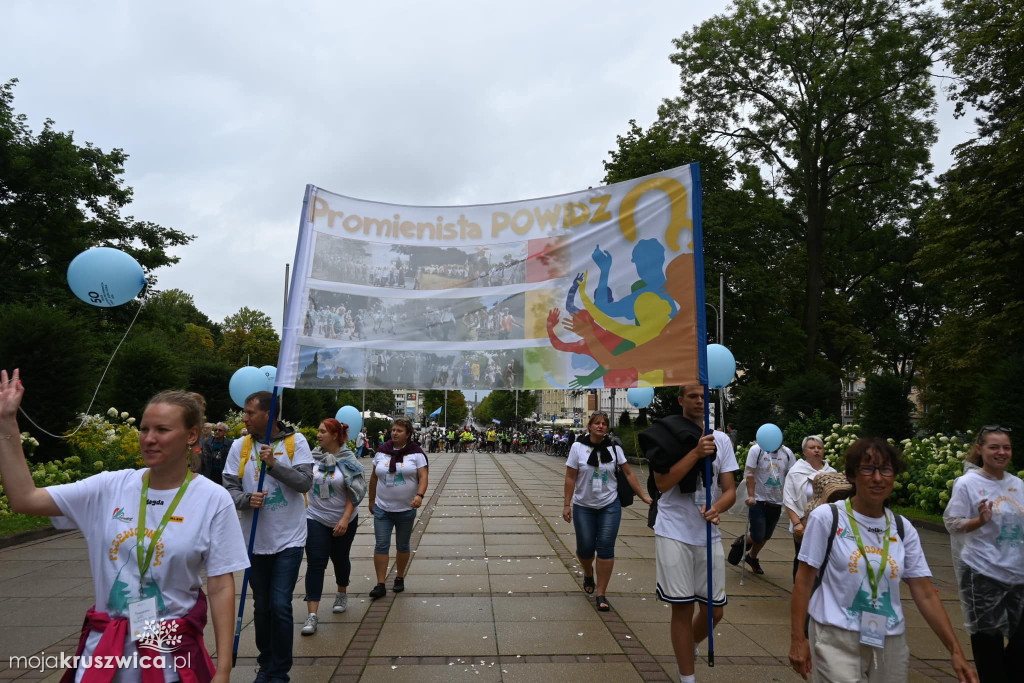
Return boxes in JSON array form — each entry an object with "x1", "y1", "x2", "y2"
[
  {"x1": 333, "y1": 592, "x2": 348, "y2": 613},
  {"x1": 744, "y1": 554, "x2": 765, "y2": 575},
  {"x1": 393, "y1": 576, "x2": 405, "y2": 593},
  {"x1": 253, "y1": 669, "x2": 269, "y2": 683},
  {"x1": 369, "y1": 582, "x2": 386, "y2": 599},
  {"x1": 727, "y1": 536, "x2": 744, "y2": 566},
  {"x1": 300, "y1": 613, "x2": 318, "y2": 636}
]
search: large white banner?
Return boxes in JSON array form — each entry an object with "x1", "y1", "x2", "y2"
[{"x1": 276, "y1": 164, "x2": 708, "y2": 391}]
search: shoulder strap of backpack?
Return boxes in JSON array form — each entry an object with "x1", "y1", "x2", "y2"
[
  {"x1": 894, "y1": 510, "x2": 905, "y2": 541},
  {"x1": 812, "y1": 503, "x2": 840, "y2": 594},
  {"x1": 239, "y1": 435, "x2": 253, "y2": 476},
  {"x1": 238, "y1": 433, "x2": 296, "y2": 475}
]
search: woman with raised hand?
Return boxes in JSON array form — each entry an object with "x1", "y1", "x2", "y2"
[
  {"x1": 367, "y1": 417, "x2": 427, "y2": 599},
  {"x1": 301, "y1": 418, "x2": 366, "y2": 635},
  {"x1": 782, "y1": 435, "x2": 837, "y2": 580},
  {"x1": 944, "y1": 426, "x2": 1023, "y2": 683},
  {"x1": 0, "y1": 369, "x2": 249, "y2": 683},
  {"x1": 789, "y1": 437, "x2": 976, "y2": 683},
  {"x1": 563, "y1": 411, "x2": 651, "y2": 612}
]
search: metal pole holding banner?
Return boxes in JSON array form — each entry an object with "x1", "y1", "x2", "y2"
[
  {"x1": 444, "y1": 389, "x2": 448, "y2": 430},
  {"x1": 703, "y1": 384, "x2": 715, "y2": 667},
  {"x1": 232, "y1": 386, "x2": 280, "y2": 665}
]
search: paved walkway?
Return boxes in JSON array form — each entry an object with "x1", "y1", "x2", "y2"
[{"x1": 0, "y1": 452, "x2": 970, "y2": 682}]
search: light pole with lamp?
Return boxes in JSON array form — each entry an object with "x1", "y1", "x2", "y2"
[{"x1": 705, "y1": 274, "x2": 726, "y2": 427}]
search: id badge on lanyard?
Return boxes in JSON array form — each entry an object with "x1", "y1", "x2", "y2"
[
  {"x1": 845, "y1": 500, "x2": 891, "y2": 648},
  {"x1": 591, "y1": 467, "x2": 603, "y2": 493}
]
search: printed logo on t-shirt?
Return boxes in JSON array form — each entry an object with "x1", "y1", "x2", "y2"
[
  {"x1": 112, "y1": 507, "x2": 134, "y2": 523},
  {"x1": 263, "y1": 486, "x2": 288, "y2": 511},
  {"x1": 844, "y1": 545, "x2": 900, "y2": 628},
  {"x1": 108, "y1": 529, "x2": 167, "y2": 616}
]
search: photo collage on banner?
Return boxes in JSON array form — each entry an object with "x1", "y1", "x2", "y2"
[{"x1": 277, "y1": 165, "x2": 705, "y2": 391}]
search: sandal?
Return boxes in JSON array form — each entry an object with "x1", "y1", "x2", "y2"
[
  {"x1": 583, "y1": 575, "x2": 596, "y2": 594},
  {"x1": 596, "y1": 595, "x2": 611, "y2": 612}
]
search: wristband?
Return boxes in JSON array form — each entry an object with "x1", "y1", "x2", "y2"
[{"x1": 414, "y1": 493, "x2": 424, "y2": 498}]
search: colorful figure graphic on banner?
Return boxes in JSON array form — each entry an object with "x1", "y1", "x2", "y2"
[{"x1": 564, "y1": 253, "x2": 698, "y2": 386}]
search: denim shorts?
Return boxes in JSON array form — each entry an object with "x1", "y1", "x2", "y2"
[
  {"x1": 748, "y1": 501, "x2": 782, "y2": 543},
  {"x1": 572, "y1": 499, "x2": 622, "y2": 560},
  {"x1": 372, "y1": 505, "x2": 416, "y2": 554}
]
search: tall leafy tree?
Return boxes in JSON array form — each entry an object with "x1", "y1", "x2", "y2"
[
  {"x1": 219, "y1": 306, "x2": 280, "y2": 368},
  {"x1": 914, "y1": 0, "x2": 1024, "y2": 431},
  {"x1": 422, "y1": 389, "x2": 469, "y2": 426},
  {"x1": 0, "y1": 79, "x2": 193, "y2": 305},
  {"x1": 661, "y1": 0, "x2": 941, "y2": 373}
]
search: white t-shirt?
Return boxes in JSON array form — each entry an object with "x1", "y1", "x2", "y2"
[
  {"x1": 745, "y1": 445, "x2": 794, "y2": 505},
  {"x1": 48, "y1": 469, "x2": 250, "y2": 683},
  {"x1": 306, "y1": 458, "x2": 359, "y2": 529},
  {"x1": 654, "y1": 430, "x2": 738, "y2": 545},
  {"x1": 799, "y1": 503, "x2": 931, "y2": 636},
  {"x1": 372, "y1": 451, "x2": 428, "y2": 512},
  {"x1": 225, "y1": 433, "x2": 314, "y2": 554},
  {"x1": 945, "y1": 470, "x2": 1024, "y2": 584},
  {"x1": 565, "y1": 441, "x2": 628, "y2": 509}
]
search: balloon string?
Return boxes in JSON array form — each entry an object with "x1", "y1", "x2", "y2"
[{"x1": 17, "y1": 298, "x2": 147, "y2": 440}]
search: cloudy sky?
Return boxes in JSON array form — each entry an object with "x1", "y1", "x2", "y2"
[{"x1": 4, "y1": 1, "x2": 973, "y2": 331}]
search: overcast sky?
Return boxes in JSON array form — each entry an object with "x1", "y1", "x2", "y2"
[{"x1": 4, "y1": 1, "x2": 973, "y2": 331}]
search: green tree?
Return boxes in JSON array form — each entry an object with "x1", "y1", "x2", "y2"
[
  {"x1": 474, "y1": 391, "x2": 539, "y2": 427},
  {"x1": 219, "y1": 306, "x2": 280, "y2": 368},
  {"x1": 99, "y1": 330, "x2": 187, "y2": 418},
  {"x1": 730, "y1": 381, "x2": 777, "y2": 445},
  {"x1": 422, "y1": 389, "x2": 468, "y2": 426},
  {"x1": 913, "y1": 0, "x2": 1024, "y2": 432},
  {"x1": 224, "y1": 307, "x2": 275, "y2": 333},
  {"x1": 0, "y1": 80, "x2": 193, "y2": 306},
  {"x1": 186, "y1": 357, "x2": 235, "y2": 423},
  {"x1": 857, "y1": 373, "x2": 914, "y2": 441},
  {"x1": 661, "y1": 0, "x2": 941, "y2": 374},
  {"x1": 0, "y1": 303, "x2": 98, "y2": 460},
  {"x1": 777, "y1": 372, "x2": 839, "y2": 429}
]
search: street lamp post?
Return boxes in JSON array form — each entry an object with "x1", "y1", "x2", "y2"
[{"x1": 706, "y1": 274, "x2": 726, "y2": 427}]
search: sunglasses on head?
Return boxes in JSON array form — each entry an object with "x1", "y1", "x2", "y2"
[{"x1": 977, "y1": 425, "x2": 1011, "y2": 442}]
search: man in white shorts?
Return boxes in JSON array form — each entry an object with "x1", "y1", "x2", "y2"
[{"x1": 652, "y1": 385, "x2": 737, "y2": 683}]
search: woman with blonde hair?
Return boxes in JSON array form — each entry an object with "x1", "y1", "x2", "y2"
[
  {"x1": 0, "y1": 369, "x2": 249, "y2": 683},
  {"x1": 945, "y1": 426, "x2": 1022, "y2": 682}
]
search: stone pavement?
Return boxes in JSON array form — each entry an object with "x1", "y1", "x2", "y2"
[{"x1": 0, "y1": 452, "x2": 972, "y2": 682}]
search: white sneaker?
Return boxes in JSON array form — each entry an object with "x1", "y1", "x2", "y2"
[
  {"x1": 301, "y1": 613, "x2": 318, "y2": 635},
  {"x1": 333, "y1": 593, "x2": 348, "y2": 613}
]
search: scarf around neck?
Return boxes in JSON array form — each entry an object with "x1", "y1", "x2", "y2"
[
  {"x1": 380, "y1": 439, "x2": 422, "y2": 473},
  {"x1": 580, "y1": 433, "x2": 614, "y2": 466}
]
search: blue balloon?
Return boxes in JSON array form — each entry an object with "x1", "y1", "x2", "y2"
[
  {"x1": 229, "y1": 366, "x2": 269, "y2": 408},
  {"x1": 756, "y1": 423, "x2": 784, "y2": 453},
  {"x1": 259, "y1": 365, "x2": 277, "y2": 389},
  {"x1": 335, "y1": 405, "x2": 363, "y2": 436},
  {"x1": 67, "y1": 247, "x2": 146, "y2": 307},
  {"x1": 627, "y1": 387, "x2": 655, "y2": 408},
  {"x1": 706, "y1": 344, "x2": 736, "y2": 389}
]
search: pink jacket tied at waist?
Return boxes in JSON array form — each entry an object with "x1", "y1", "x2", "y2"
[{"x1": 60, "y1": 590, "x2": 216, "y2": 683}]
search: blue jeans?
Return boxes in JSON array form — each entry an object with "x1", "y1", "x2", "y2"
[
  {"x1": 373, "y1": 505, "x2": 416, "y2": 554},
  {"x1": 249, "y1": 546, "x2": 303, "y2": 682},
  {"x1": 748, "y1": 501, "x2": 782, "y2": 543},
  {"x1": 573, "y1": 499, "x2": 621, "y2": 560},
  {"x1": 304, "y1": 517, "x2": 359, "y2": 601}
]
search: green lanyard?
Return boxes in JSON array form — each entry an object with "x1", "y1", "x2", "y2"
[
  {"x1": 844, "y1": 499, "x2": 891, "y2": 606},
  {"x1": 137, "y1": 471, "x2": 193, "y2": 589}
]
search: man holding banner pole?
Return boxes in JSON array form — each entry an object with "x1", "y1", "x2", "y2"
[
  {"x1": 224, "y1": 390, "x2": 313, "y2": 683},
  {"x1": 651, "y1": 385, "x2": 737, "y2": 682}
]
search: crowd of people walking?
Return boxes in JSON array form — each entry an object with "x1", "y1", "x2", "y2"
[{"x1": 1, "y1": 370, "x2": 1019, "y2": 683}]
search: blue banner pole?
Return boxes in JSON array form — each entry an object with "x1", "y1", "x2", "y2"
[
  {"x1": 703, "y1": 384, "x2": 714, "y2": 667},
  {"x1": 232, "y1": 385, "x2": 279, "y2": 666}
]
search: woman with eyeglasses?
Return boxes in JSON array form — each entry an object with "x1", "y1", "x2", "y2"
[
  {"x1": 789, "y1": 438, "x2": 976, "y2": 682},
  {"x1": 944, "y1": 425, "x2": 1022, "y2": 683},
  {"x1": 562, "y1": 411, "x2": 651, "y2": 612}
]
